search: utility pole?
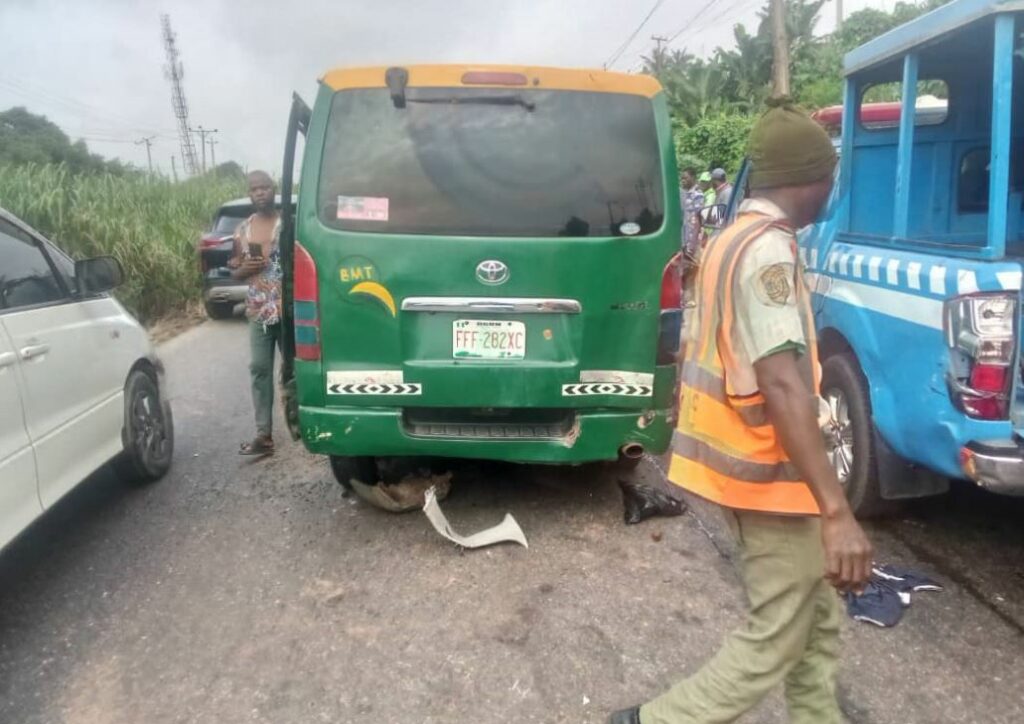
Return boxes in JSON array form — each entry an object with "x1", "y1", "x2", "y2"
[
  {"x1": 135, "y1": 135, "x2": 155, "y2": 174},
  {"x1": 170, "y1": 155, "x2": 178, "y2": 182},
  {"x1": 836, "y1": 0, "x2": 844, "y2": 30},
  {"x1": 770, "y1": 0, "x2": 791, "y2": 97},
  {"x1": 208, "y1": 136, "x2": 217, "y2": 169},
  {"x1": 650, "y1": 34, "x2": 669, "y2": 75},
  {"x1": 190, "y1": 125, "x2": 218, "y2": 172}
]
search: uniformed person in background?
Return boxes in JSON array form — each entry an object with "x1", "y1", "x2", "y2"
[{"x1": 612, "y1": 98, "x2": 873, "y2": 724}]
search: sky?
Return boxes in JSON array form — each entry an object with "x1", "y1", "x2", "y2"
[{"x1": 0, "y1": 0, "x2": 887, "y2": 175}]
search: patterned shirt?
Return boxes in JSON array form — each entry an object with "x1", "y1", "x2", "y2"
[
  {"x1": 679, "y1": 186, "x2": 706, "y2": 254},
  {"x1": 235, "y1": 214, "x2": 283, "y2": 326}
]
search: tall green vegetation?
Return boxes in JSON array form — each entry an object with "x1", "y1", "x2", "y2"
[
  {"x1": 645, "y1": 0, "x2": 951, "y2": 173},
  {"x1": 0, "y1": 163, "x2": 243, "y2": 322}
]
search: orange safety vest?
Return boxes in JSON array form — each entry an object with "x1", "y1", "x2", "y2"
[{"x1": 669, "y1": 211, "x2": 821, "y2": 515}]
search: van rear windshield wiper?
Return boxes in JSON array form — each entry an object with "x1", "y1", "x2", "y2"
[{"x1": 405, "y1": 95, "x2": 536, "y2": 112}]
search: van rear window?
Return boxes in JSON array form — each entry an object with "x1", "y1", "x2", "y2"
[{"x1": 316, "y1": 88, "x2": 664, "y2": 237}]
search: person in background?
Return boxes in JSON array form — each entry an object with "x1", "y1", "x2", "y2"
[
  {"x1": 699, "y1": 170, "x2": 716, "y2": 207},
  {"x1": 611, "y1": 99, "x2": 873, "y2": 724},
  {"x1": 679, "y1": 167, "x2": 706, "y2": 256},
  {"x1": 711, "y1": 167, "x2": 734, "y2": 211},
  {"x1": 230, "y1": 170, "x2": 283, "y2": 457},
  {"x1": 700, "y1": 171, "x2": 716, "y2": 236}
]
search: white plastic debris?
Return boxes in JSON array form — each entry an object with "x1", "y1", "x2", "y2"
[{"x1": 423, "y1": 486, "x2": 528, "y2": 549}]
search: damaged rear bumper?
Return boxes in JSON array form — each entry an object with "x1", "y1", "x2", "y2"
[
  {"x1": 298, "y1": 406, "x2": 673, "y2": 464},
  {"x1": 960, "y1": 439, "x2": 1024, "y2": 495}
]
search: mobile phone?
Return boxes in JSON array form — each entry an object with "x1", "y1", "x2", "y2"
[{"x1": 248, "y1": 242, "x2": 263, "y2": 259}]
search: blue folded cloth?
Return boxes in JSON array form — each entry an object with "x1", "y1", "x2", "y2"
[
  {"x1": 844, "y1": 564, "x2": 944, "y2": 627},
  {"x1": 872, "y1": 564, "x2": 943, "y2": 594},
  {"x1": 844, "y1": 581, "x2": 905, "y2": 628}
]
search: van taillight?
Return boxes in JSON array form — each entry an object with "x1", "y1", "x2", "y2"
[
  {"x1": 294, "y1": 242, "x2": 321, "y2": 361},
  {"x1": 660, "y1": 253, "x2": 682, "y2": 310},
  {"x1": 945, "y1": 293, "x2": 1016, "y2": 420},
  {"x1": 657, "y1": 254, "x2": 683, "y2": 364}
]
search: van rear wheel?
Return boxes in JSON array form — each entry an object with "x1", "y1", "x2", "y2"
[
  {"x1": 821, "y1": 353, "x2": 887, "y2": 518},
  {"x1": 329, "y1": 456, "x2": 378, "y2": 491}
]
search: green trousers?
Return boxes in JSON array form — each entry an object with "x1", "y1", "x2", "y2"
[
  {"x1": 641, "y1": 509, "x2": 842, "y2": 724},
  {"x1": 249, "y1": 321, "x2": 282, "y2": 438}
]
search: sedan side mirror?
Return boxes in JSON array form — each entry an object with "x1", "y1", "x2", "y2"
[{"x1": 75, "y1": 256, "x2": 124, "y2": 295}]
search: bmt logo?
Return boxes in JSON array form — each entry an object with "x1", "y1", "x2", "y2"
[
  {"x1": 340, "y1": 265, "x2": 375, "y2": 283},
  {"x1": 476, "y1": 260, "x2": 509, "y2": 285}
]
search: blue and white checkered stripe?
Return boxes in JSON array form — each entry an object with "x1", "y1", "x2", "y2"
[{"x1": 800, "y1": 242, "x2": 1023, "y2": 331}]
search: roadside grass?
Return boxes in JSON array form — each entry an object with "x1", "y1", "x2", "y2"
[{"x1": 0, "y1": 163, "x2": 244, "y2": 323}]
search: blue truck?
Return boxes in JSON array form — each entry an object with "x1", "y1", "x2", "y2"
[{"x1": 732, "y1": 0, "x2": 1024, "y2": 515}]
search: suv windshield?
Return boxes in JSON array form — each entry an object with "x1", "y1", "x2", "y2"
[{"x1": 317, "y1": 87, "x2": 664, "y2": 237}]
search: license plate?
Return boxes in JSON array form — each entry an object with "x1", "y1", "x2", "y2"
[{"x1": 453, "y1": 320, "x2": 526, "y2": 360}]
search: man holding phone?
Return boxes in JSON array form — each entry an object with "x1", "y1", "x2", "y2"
[{"x1": 230, "y1": 170, "x2": 282, "y2": 456}]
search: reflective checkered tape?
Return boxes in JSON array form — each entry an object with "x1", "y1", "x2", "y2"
[
  {"x1": 328, "y1": 383, "x2": 422, "y2": 395},
  {"x1": 562, "y1": 383, "x2": 652, "y2": 397}
]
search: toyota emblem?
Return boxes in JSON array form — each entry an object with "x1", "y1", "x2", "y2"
[{"x1": 476, "y1": 260, "x2": 509, "y2": 285}]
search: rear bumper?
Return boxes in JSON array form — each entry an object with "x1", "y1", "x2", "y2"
[
  {"x1": 298, "y1": 406, "x2": 674, "y2": 464},
  {"x1": 961, "y1": 440, "x2": 1024, "y2": 495},
  {"x1": 202, "y1": 280, "x2": 247, "y2": 304}
]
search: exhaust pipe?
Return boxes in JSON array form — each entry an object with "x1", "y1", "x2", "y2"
[{"x1": 619, "y1": 442, "x2": 645, "y2": 460}]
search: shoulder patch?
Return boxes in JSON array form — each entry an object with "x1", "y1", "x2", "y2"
[{"x1": 757, "y1": 263, "x2": 794, "y2": 306}]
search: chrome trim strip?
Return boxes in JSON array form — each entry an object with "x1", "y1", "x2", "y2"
[{"x1": 401, "y1": 297, "x2": 582, "y2": 314}]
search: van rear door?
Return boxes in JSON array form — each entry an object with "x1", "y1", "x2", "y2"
[{"x1": 303, "y1": 76, "x2": 677, "y2": 415}]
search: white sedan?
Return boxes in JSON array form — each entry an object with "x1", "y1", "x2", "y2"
[{"x1": 0, "y1": 207, "x2": 173, "y2": 552}]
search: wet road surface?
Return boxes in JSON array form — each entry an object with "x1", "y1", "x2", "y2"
[{"x1": 1, "y1": 320, "x2": 1021, "y2": 723}]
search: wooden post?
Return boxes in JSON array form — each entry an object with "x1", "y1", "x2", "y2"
[{"x1": 770, "y1": 0, "x2": 791, "y2": 96}]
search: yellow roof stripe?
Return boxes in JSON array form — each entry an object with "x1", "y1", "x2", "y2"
[{"x1": 320, "y1": 64, "x2": 662, "y2": 98}]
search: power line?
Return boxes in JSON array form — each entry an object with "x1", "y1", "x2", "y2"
[
  {"x1": 604, "y1": 0, "x2": 671, "y2": 69},
  {"x1": 669, "y1": 0, "x2": 762, "y2": 52},
  {"x1": 0, "y1": 76, "x2": 175, "y2": 135},
  {"x1": 668, "y1": 0, "x2": 725, "y2": 43}
]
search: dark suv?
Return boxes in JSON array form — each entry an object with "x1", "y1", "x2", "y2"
[{"x1": 198, "y1": 196, "x2": 293, "y2": 319}]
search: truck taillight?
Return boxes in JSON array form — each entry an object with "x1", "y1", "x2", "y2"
[
  {"x1": 945, "y1": 293, "x2": 1017, "y2": 420},
  {"x1": 657, "y1": 254, "x2": 683, "y2": 364},
  {"x1": 294, "y1": 242, "x2": 321, "y2": 361}
]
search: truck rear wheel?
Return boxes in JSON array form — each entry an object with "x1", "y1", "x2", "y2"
[
  {"x1": 820, "y1": 353, "x2": 888, "y2": 518},
  {"x1": 329, "y1": 456, "x2": 378, "y2": 491}
]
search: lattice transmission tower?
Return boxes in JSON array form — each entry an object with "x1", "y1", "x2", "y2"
[{"x1": 161, "y1": 14, "x2": 200, "y2": 176}]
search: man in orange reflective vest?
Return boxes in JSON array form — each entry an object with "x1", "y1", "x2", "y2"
[{"x1": 613, "y1": 99, "x2": 873, "y2": 724}]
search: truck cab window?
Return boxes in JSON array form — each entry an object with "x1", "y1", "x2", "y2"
[{"x1": 958, "y1": 148, "x2": 989, "y2": 213}]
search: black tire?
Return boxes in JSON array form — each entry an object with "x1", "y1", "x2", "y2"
[
  {"x1": 820, "y1": 353, "x2": 888, "y2": 518},
  {"x1": 115, "y1": 369, "x2": 174, "y2": 484},
  {"x1": 329, "y1": 456, "x2": 378, "y2": 491},
  {"x1": 204, "y1": 300, "x2": 234, "y2": 320}
]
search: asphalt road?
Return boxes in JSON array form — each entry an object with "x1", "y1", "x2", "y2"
[{"x1": 1, "y1": 319, "x2": 1022, "y2": 724}]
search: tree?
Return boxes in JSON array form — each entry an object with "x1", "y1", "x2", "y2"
[
  {"x1": 0, "y1": 107, "x2": 134, "y2": 175},
  {"x1": 639, "y1": 0, "x2": 952, "y2": 173}
]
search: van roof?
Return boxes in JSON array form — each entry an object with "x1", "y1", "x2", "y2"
[
  {"x1": 319, "y1": 64, "x2": 662, "y2": 98},
  {"x1": 844, "y1": 0, "x2": 1024, "y2": 75}
]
